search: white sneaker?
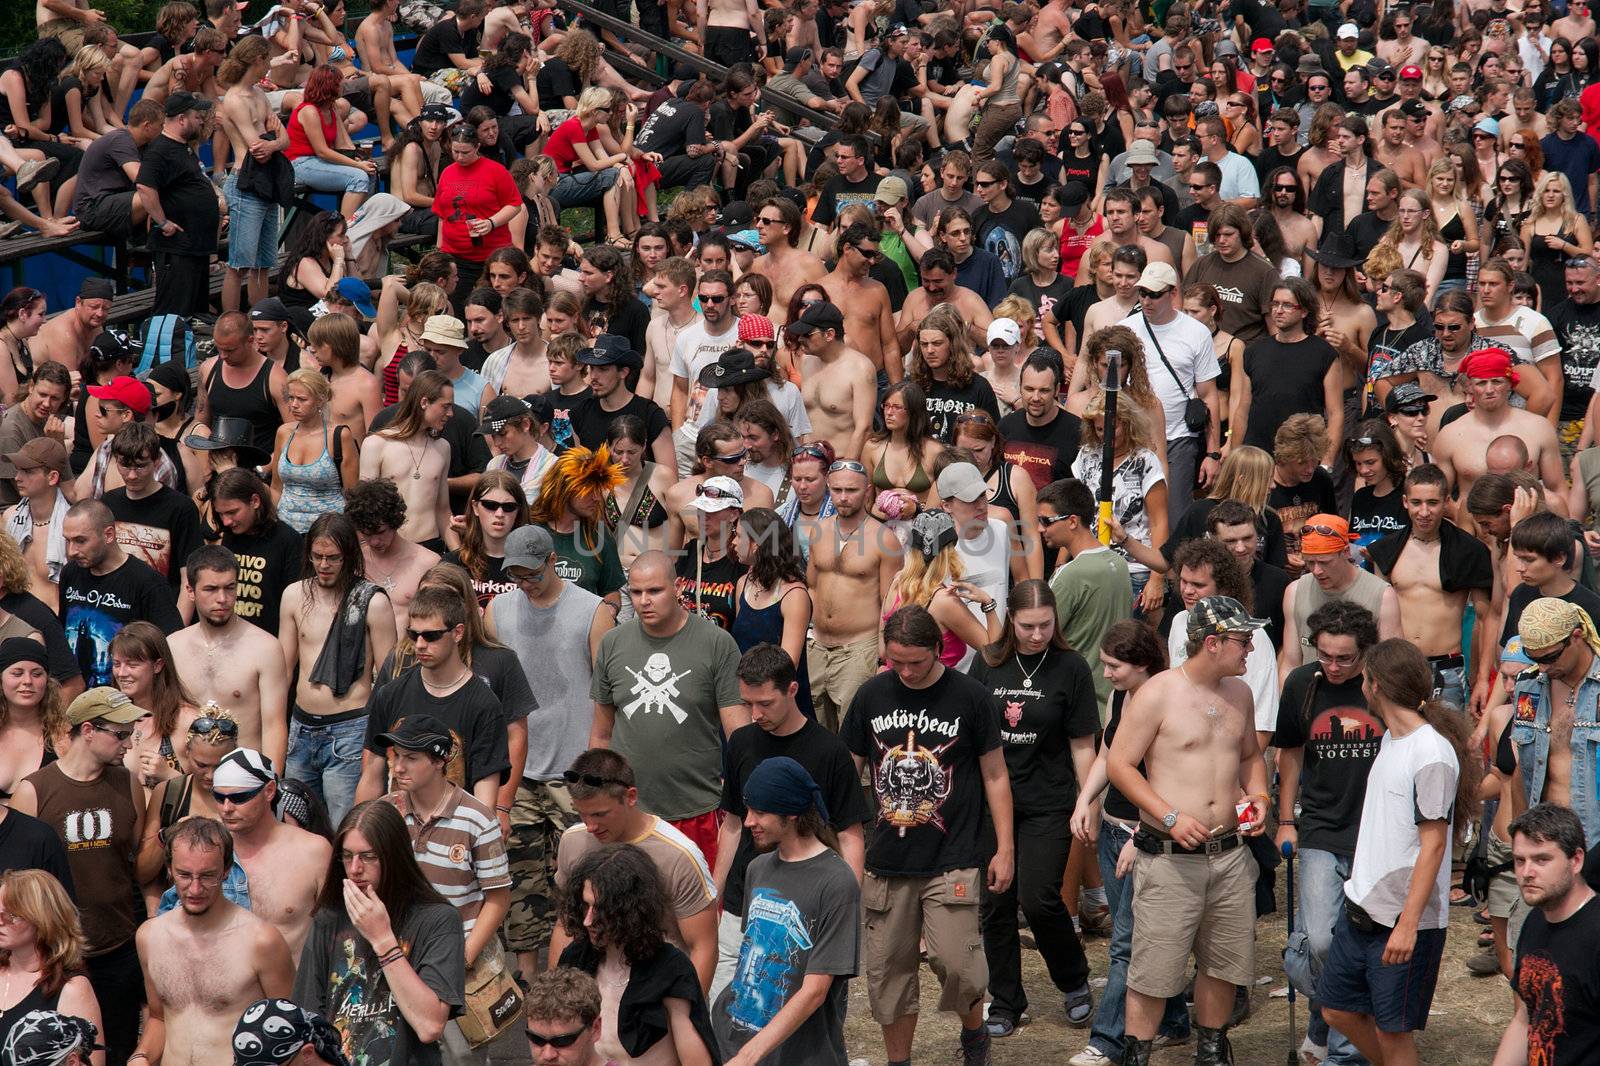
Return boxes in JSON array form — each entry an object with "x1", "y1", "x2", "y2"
[
  {"x1": 1068, "y1": 1046, "x2": 1114, "y2": 1065},
  {"x1": 1299, "y1": 1035, "x2": 1328, "y2": 1064}
]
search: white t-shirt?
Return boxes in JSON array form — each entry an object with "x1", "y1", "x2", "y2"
[
  {"x1": 1343, "y1": 723, "x2": 1459, "y2": 929},
  {"x1": 1070, "y1": 446, "x2": 1166, "y2": 576},
  {"x1": 1118, "y1": 309, "x2": 1221, "y2": 439},
  {"x1": 1166, "y1": 614, "x2": 1280, "y2": 733},
  {"x1": 954, "y1": 515, "x2": 1012, "y2": 670},
  {"x1": 669, "y1": 318, "x2": 740, "y2": 434},
  {"x1": 1475, "y1": 305, "x2": 1562, "y2": 369},
  {"x1": 1214, "y1": 151, "x2": 1261, "y2": 203}
]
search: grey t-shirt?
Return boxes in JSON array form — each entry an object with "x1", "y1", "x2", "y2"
[
  {"x1": 73, "y1": 127, "x2": 140, "y2": 209},
  {"x1": 489, "y1": 582, "x2": 604, "y2": 781},
  {"x1": 591, "y1": 614, "x2": 742, "y2": 820},
  {"x1": 853, "y1": 48, "x2": 898, "y2": 106},
  {"x1": 713, "y1": 848, "x2": 860, "y2": 1065}
]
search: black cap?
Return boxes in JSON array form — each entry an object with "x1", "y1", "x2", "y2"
[
  {"x1": 1060, "y1": 180, "x2": 1091, "y2": 211},
  {"x1": 79, "y1": 276, "x2": 115, "y2": 301},
  {"x1": 87, "y1": 329, "x2": 132, "y2": 366},
  {"x1": 375, "y1": 714, "x2": 454, "y2": 761},
  {"x1": 165, "y1": 91, "x2": 214, "y2": 118},
  {"x1": 784, "y1": 45, "x2": 813, "y2": 69},
  {"x1": 523, "y1": 392, "x2": 553, "y2": 425},
  {"x1": 146, "y1": 360, "x2": 191, "y2": 400},
  {"x1": 786, "y1": 301, "x2": 846, "y2": 336},
  {"x1": 477, "y1": 395, "x2": 532, "y2": 434},
  {"x1": 250, "y1": 297, "x2": 293, "y2": 323},
  {"x1": 1399, "y1": 99, "x2": 1429, "y2": 119},
  {"x1": 719, "y1": 201, "x2": 753, "y2": 229},
  {"x1": 576, "y1": 333, "x2": 641, "y2": 368},
  {"x1": 418, "y1": 103, "x2": 460, "y2": 123},
  {"x1": 698, "y1": 347, "x2": 769, "y2": 388}
]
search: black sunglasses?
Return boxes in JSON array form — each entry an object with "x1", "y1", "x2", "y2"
[
  {"x1": 1528, "y1": 636, "x2": 1571, "y2": 665},
  {"x1": 563, "y1": 769, "x2": 627, "y2": 788},
  {"x1": 407, "y1": 627, "x2": 451, "y2": 643},
  {"x1": 476, "y1": 498, "x2": 521, "y2": 513},
  {"x1": 793, "y1": 443, "x2": 830, "y2": 461},
  {"x1": 212, "y1": 782, "x2": 268, "y2": 806},
  {"x1": 712, "y1": 448, "x2": 748, "y2": 463},
  {"x1": 851, "y1": 244, "x2": 882, "y2": 262},
  {"x1": 1433, "y1": 321, "x2": 1466, "y2": 332},
  {"x1": 188, "y1": 716, "x2": 240, "y2": 738},
  {"x1": 699, "y1": 292, "x2": 729, "y2": 303},
  {"x1": 1038, "y1": 513, "x2": 1071, "y2": 527},
  {"x1": 528, "y1": 1027, "x2": 589, "y2": 1049}
]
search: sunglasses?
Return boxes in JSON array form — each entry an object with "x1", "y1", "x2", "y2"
[
  {"x1": 90, "y1": 721, "x2": 134, "y2": 741},
  {"x1": 699, "y1": 293, "x2": 729, "y2": 303},
  {"x1": 1433, "y1": 320, "x2": 1466, "y2": 332},
  {"x1": 1187, "y1": 182, "x2": 1212, "y2": 191},
  {"x1": 1395, "y1": 404, "x2": 1428, "y2": 416},
  {"x1": 793, "y1": 443, "x2": 830, "y2": 461},
  {"x1": 1349, "y1": 436, "x2": 1379, "y2": 448},
  {"x1": 1569, "y1": 257, "x2": 1595, "y2": 268},
  {"x1": 212, "y1": 782, "x2": 268, "y2": 807},
  {"x1": 851, "y1": 244, "x2": 882, "y2": 262},
  {"x1": 1273, "y1": 183, "x2": 1298, "y2": 191},
  {"x1": 755, "y1": 215, "x2": 784, "y2": 226},
  {"x1": 407, "y1": 627, "x2": 451, "y2": 643},
  {"x1": 955, "y1": 411, "x2": 994, "y2": 425},
  {"x1": 1270, "y1": 76, "x2": 1288, "y2": 84},
  {"x1": 828, "y1": 459, "x2": 867, "y2": 474},
  {"x1": 476, "y1": 498, "x2": 521, "y2": 513},
  {"x1": 1301, "y1": 523, "x2": 1349, "y2": 539},
  {"x1": 712, "y1": 448, "x2": 748, "y2": 463},
  {"x1": 974, "y1": 179, "x2": 1002, "y2": 188},
  {"x1": 188, "y1": 716, "x2": 239, "y2": 738},
  {"x1": 697, "y1": 484, "x2": 740, "y2": 499},
  {"x1": 1528, "y1": 636, "x2": 1572, "y2": 665},
  {"x1": 1037, "y1": 513, "x2": 1071, "y2": 527},
  {"x1": 528, "y1": 1028, "x2": 588, "y2": 1049},
  {"x1": 563, "y1": 769, "x2": 627, "y2": 788}
]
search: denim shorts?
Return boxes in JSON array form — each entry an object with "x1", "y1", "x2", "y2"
[
  {"x1": 291, "y1": 154, "x2": 376, "y2": 195},
  {"x1": 223, "y1": 172, "x2": 280, "y2": 270},
  {"x1": 1316, "y1": 905, "x2": 1447, "y2": 1033},
  {"x1": 551, "y1": 166, "x2": 619, "y2": 207}
]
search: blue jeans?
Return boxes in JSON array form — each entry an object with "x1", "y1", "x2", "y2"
[
  {"x1": 222, "y1": 171, "x2": 279, "y2": 269},
  {"x1": 291, "y1": 154, "x2": 376, "y2": 195},
  {"x1": 1285, "y1": 848, "x2": 1368, "y2": 1065},
  {"x1": 1088, "y1": 820, "x2": 1190, "y2": 1058},
  {"x1": 285, "y1": 712, "x2": 367, "y2": 828}
]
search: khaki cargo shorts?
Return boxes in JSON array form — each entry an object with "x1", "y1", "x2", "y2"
[
  {"x1": 1128, "y1": 843, "x2": 1259, "y2": 998},
  {"x1": 862, "y1": 868, "x2": 988, "y2": 1024}
]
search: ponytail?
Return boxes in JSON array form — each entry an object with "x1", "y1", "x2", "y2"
[{"x1": 1364, "y1": 639, "x2": 1482, "y2": 830}]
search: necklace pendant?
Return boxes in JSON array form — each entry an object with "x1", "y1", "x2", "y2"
[
  {"x1": 1021, "y1": 677, "x2": 1032, "y2": 688},
  {"x1": 412, "y1": 470, "x2": 421, "y2": 479}
]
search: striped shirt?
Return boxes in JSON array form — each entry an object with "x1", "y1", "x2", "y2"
[
  {"x1": 556, "y1": 815, "x2": 716, "y2": 941},
  {"x1": 387, "y1": 787, "x2": 512, "y2": 934},
  {"x1": 1475, "y1": 306, "x2": 1562, "y2": 371}
]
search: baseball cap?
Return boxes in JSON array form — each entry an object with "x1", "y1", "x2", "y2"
[
  {"x1": 1400, "y1": 64, "x2": 1423, "y2": 79},
  {"x1": 737, "y1": 314, "x2": 776, "y2": 343},
  {"x1": 334, "y1": 277, "x2": 377, "y2": 318},
  {"x1": 691, "y1": 475, "x2": 744, "y2": 512},
  {"x1": 1367, "y1": 58, "x2": 1393, "y2": 78},
  {"x1": 1137, "y1": 261, "x2": 1180, "y2": 294},
  {"x1": 250, "y1": 297, "x2": 294, "y2": 323},
  {"x1": 418, "y1": 315, "x2": 468, "y2": 349},
  {"x1": 875, "y1": 175, "x2": 910, "y2": 204},
  {"x1": 986, "y1": 318, "x2": 1022, "y2": 346},
  {"x1": 86, "y1": 375, "x2": 152, "y2": 416},
  {"x1": 376, "y1": 714, "x2": 455, "y2": 761},
  {"x1": 477, "y1": 395, "x2": 532, "y2": 435},
  {"x1": 787, "y1": 301, "x2": 845, "y2": 336},
  {"x1": 936, "y1": 462, "x2": 988, "y2": 503},
  {"x1": 1250, "y1": 37, "x2": 1274, "y2": 53},
  {"x1": 1400, "y1": 99, "x2": 1429, "y2": 119},
  {"x1": 1337, "y1": 21, "x2": 1359, "y2": 38},
  {"x1": 1384, "y1": 381, "x2": 1437, "y2": 413},
  {"x1": 576, "y1": 333, "x2": 641, "y2": 368},
  {"x1": 165, "y1": 91, "x2": 213, "y2": 117},
  {"x1": 0, "y1": 437, "x2": 69, "y2": 479},
  {"x1": 719, "y1": 201, "x2": 753, "y2": 229},
  {"x1": 87, "y1": 328, "x2": 132, "y2": 367},
  {"x1": 1125, "y1": 140, "x2": 1159, "y2": 166},
  {"x1": 504, "y1": 524, "x2": 556, "y2": 571},
  {"x1": 783, "y1": 45, "x2": 813, "y2": 69},
  {"x1": 1060, "y1": 180, "x2": 1090, "y2": 212},
  {"x1": 1186, "y1": 595, "x2": 1269, "y2": 641},
  {"x1": 67, "y1": 686, "x2": 147, "y2": 727}
]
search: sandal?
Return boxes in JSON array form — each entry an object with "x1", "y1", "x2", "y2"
[
  {"x1": 1449, "y1": 886, "x2": 1475, "y2": 906},
  {"x1": 607, "y1": 234, "x2": 632, "y2": 247}
]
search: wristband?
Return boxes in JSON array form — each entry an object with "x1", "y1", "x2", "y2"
[
  {"x1": 495, "y1": 804, "x2": 512, "y2": 813},
  {"x1": 1280, "y1": 818, "x2": 1297, "y2": 826},
  {"x1": 377, "y1": 946, "x2": 406, "y2": 967}
]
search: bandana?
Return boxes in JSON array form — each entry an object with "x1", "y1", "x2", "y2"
[
  {"x1": 1297, "y1": 514, "x2": 1356, "y2": 556},
  {"x1": 232, "y1": 999, "x2": 350, "y2": 1066},
  {"x1": 3, "y1": 1011, "x2": 99, "y2": 1066},
  {"x1": 1518, "y1": 597, "x2": 1600, "y2": 656},
  {"x1": 909, "y1": 508, "x2": 958, "y2": 561},
  {"x1": 743, "y1": 756, "x2": 829, "y2": 819},
  {"x1": 213, "y1": 748, "x2": 275, "y2": 792},
  {"x1": 1459, "y1": 347, "x2": 1519, "y2": 386},
  {"x1": 737, "y1": 314, "x2": 776, "y2": 343}
]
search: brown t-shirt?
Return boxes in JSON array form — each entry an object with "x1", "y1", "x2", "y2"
[
  {"x1": 555, "y1": 817, "x2": 715, "y2": 951},
  {"x1": 28, "y1": 762, "x2": 139, "y2": 954}
]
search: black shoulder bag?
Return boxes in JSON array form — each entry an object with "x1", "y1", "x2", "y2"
[{"x1": 1143, "y1": 311, "x2": 1209, "y2": 434}]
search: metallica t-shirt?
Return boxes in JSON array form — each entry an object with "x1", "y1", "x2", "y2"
[
  {"x1": 840, "y1": 666, "x2": 1002, "y2": 876},
  {"x1": 1271, "y1": 661, "x2": 1381, "y2": 856},
  {"x1": 968, "y1": 648, "x2": 1099, "y2": 813}
]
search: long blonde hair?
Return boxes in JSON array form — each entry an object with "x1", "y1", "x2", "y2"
[
  {"x1": 0, "y1": 869, "x2": 85, "y2": 997},
  {"x1": 1380, "y1": 189, "x2": 1442, "y2": 259},
  {"x1": 1528, "y1": 171, "x2": 1580, "y2": 233},
  {"x1": 1080, "y1": 388, "x2": 1158, "y2": 455},
  {"x1": 888, "y1": 540, "x2": 966, "y2": 611},
  {"x1": 1205, "y1": 445, "x2": 1275, "y2": 510}
]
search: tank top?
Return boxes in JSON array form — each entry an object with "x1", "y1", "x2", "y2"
[
  {"x1": 730, "y1": 585, "x2": 814, "y2": 718},
  {"x1": 205, "y1": 356, "x2": 280, "y2": 456},
  {"x1": 383, "y1": 342, "x2": 407, "y2": 406},
  {"x1": 489, "y1": 582, "x2": 604, "y2": 781},
  {"x1": 989, "y1": 53, "x2": 1021, "y2": 106},
  {"x1": 1290, "y1": 568, "x2": 1389, "y2": 668},
  {"x1": 987, "y1": 462, "x2": 1020, "y2": 519},
  {"x1": 0, "y1": 980, "x2": 60, "y2": 1052},
  {"x1": 29, "y1": 763, "x2": 140, "y2": 954},
  {"x1": 285, "y1": 102, "x2": 338, "y2": 162},
  {"x1": 277, "y1": 415, "x2": 346, "y2": 533}
]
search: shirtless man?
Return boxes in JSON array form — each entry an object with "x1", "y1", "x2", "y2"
[
  {"x1": 142, "y1": 26, "x2": 226, "y2": 107},
  {"x1": 699, "y1": 0, "x2": 761, "y2": 66},
  {"x1": 1267, "y1": 172, "x2": 1319, "y2": 265},
  {"x1": 805, "y1": 460, "x2": 898, "y2": 732},
  {"x1": 1512, "y1": 597, "x2": 1600, "y2": 823},
  {"x1": 217, "y1": 41, "x2": 290, "y2": 312},
  {"x1": 1085, "y1": 189, "x2": 1176, "y2": 282},
  {"x1": 1368, "y1": 465, "x2": 1495, "y2": 713},
  {"x1": 279, "y1": 513, "x2": 396, "y2": 826},
  {"x1": 1027, "y1": 0, "x2": 1074, "y2": 64},
  {"x1": 663, "y1": 423, "x2": 774, "y2": 546},
  {"x1": 1552, "y1": 0, "x2": 1595, "y2": 44},
  {"x1": 1372, "y1": 109, "x2": 1427, "y2": 190},
  {"x1": 168, "y1": 547, "x2": 290, "y2": 772},
  {"x1": 214, "y1": 747, "x2": 331, "y2": 963},
  {"x1": 749, "y1": 197, "x2": 825, "y2": 323},
  {"x1": 344, "y1": 477, "x2": 435, "y2": 641},
  {"x1": 1105, "y1": 595, "x2": 1271, "y2": 1066},
  {"x1": 355, "y1": 0, "x2": 448, "y2": 139},
  {"x1": 32, "y1": 278, "x2": 110, "y2": 374},
  {"x1": 133, "y1": 818, "x2": 294, "y2": 1066},
  {"x1": 1433, "y1": 347, "x2": 1563, "y2": 505},
  {"x1": 1309, "y1": 238, "x2": 1377, "y2": 400},
  {"x1": 642, "y1": 257, "x2": 699, "y2": 409},
  {"x1": 895, "y1": 248, "x2": 991, "y2": 356},
  {"x1": 796, "y1": 302, "x2": 876, "y2": 460},
  {"x1": 1081, "y1": 246, "x2": 1145, "y2": 341},
  {"x1": 358, "y1": 369, "x2": 456, "y2": 552},
  {"x1": 1377, "y1": 8, "x2": 1426, "y2": 69},
  {"x1": 35, "y1": 0, "x2": 101, "y2": 53},
  {"x1": 1402, "y1": 101, "x2": 1443, "y2": 169},
  {"x1": 819, "y1": 221, "x2": 898, "y2": 385}
]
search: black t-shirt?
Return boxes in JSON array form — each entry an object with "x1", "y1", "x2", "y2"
[
  {"x1": 840, "y1": 665, "x2": 1003, "y2": 876},
  {"x1": 1176, "y1": 201, "x2": 1213, "y2": 240},
  {"x1": 442, "y1": 549, "x2": 517, "y2": 608},
  {"x1": 1502, "y1": 580, "x2": 1600, "y2": 646},
  {"x1": 362, "y1": 668, "x2": 511, "y2": 790},
  {"x1": 967, "y1": 648, "x2": 1099, "y2": 813},
  {"x1": 223, "y1": 521, "x2": 302, "y2": 634},
  {"x1": 570, "y1": 392, "x2": 669, "y2": 454},
  {"x1": 811, "y1": 174, "x2": 877, "y2": 227},
  {"x1": 74, "y1": 128, "x2": 141, "y2": 209},
  {"x1": 707, "y1": 99, "x2": 752, "y2": 144},
  {"x1": 1350, "y1": 485, "x2": 1409, "y2": 556},
  {"x1": 0, "y1": 807, "x2": 74, "y2": 894},
  {"x1": 1513, "y1": 895, "x2": 1600, "y2": 1066},
  {"x1": 1268, "y1": 469, "x2": 1340, "y2": 557},
  {"x1": 1546, "y1": 297, "x2": 1600, "y2": 422},
  {"x1": 0, "y1": 592, "x2": 80, "y2": 687},
  {"x1": 925, "y1": 376, "x2": 1000, "y2": 443},
  {"x1": 137, "y1": 133, "x2": 220, "y2": 255},
  {"x1": 1252, "y1": 559, "x2": 1293, "y2": 652},
  {"x1": 998, "y1": 409, "x2": 1082, "y2": 490},
  {"x1": 1007, "y1": 273, "x2": 1076, "y2": 337},
  {"x1": 58, "y1": 557, "x2": 183, "y2": 687},
  {"x1": 719, "y1": 719, "x2": 873, "y2": 915},
  {"x1": 1052, "y1": 284, "x2": 1100, "y2": 343},
  {"x1": 1241, "y1": 335, "x2": 1338, "y2": 451},
  {"x1": 636, "y1": 98, "x2": 708, "y2": 157},
  {"x1": 1345, "y1": 210, "x2": 1393, "y2": 261},
  {"x1": 535, "y1": 56, "x2": 580, "y2": 109},
  {"x1": 596, "y1": 296, "x2": 649, "y2": 361},
  {"x1": 1272, "y1": 661, "x2": 1381, "y2": 856},
  {"x1": 976, "y1": 199, "x2": 1042, "y2": 280},
  {"x1": 1254, "y1": 142, "x2": 1304, "y2": 181},
  {"x1": 412, "y1": 17, "x2": 480, "y2": 76},
  {"x1": 376, "y1": 641, "x2": 538, "y2": 729},
  {"x1": 1161, "y1": 496, "x2": 1290, "y2": 569},
  {"x1": 103, "y1": 485, "x2": 204, "y2": 592},
  {"x1": 460, "y1": 65, "x2": 521, "y2": 116},
  {"x1": 1100, "y1": 689, "x2": 1141, "y2": 822},
  {"x1": 675, "y1": 544, "x2": 745, "y2": 631}
]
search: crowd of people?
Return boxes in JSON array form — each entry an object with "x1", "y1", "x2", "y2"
[{"x1": 5, "y1": 0, "x2": 1600, "y2": 1065}]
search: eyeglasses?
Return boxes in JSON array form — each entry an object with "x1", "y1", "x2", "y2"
[
  {"x1": 755, "y1": 215, "x2": 784, "y2": 226},
  {"x1": 711, "y1": 448, "x2": 748, "y2": 463},
  {"x1": 0, "y1": 910, "x2": 26, "y2": 926},
  {"x1": 563, "y1": 769, "x2": 627, "y2": 788},
  {"x1": 188, "y1": 716, "x2": 239, "y2": 738},
  {"x1": 1269, "y1": 300, "x2": 1303, "y2": 311},
  {"x1": 696, "y1": 483, "x2": 741, "y2": 500},
  {"x1": 340, "y1": 849, "x2": 380, "y2": 866},
  {"x1": 90, "y1": 721, "x2": 134, "y2": 741},
  {"x1": 1527, "y1": 636, "x2": 1572, "y2": 665},
  {"x1": 699, "y1": 292, "x2": 729, "y2": 303},
  {"x1": 828, "y1": 459, "x2": 867, "y2": 474},
  {"x1": 1317, "y1": 650, "x2": 1360, "y2": 668},
  {"x1": 528, "y1": 1028, "x2": 589, "y2": 1049},
  {"x1": 407, "y1": 627, "x2": 451, "y2": 643},
  {"x1": 1433, "y1": 321, "x2": 1466, "y2": 333},
  {"x1": 476, "y1": 498, "x2": 522, "y2": 513},
  {"x1": 793, "y1": 443, "x2": 830, "y2": 462},
  {"x1": 211, "y1": 782, "x2": 268, "y2": 807},
  {"x1": 172, "y1": 869, "x2": 223, "y2": 887}
]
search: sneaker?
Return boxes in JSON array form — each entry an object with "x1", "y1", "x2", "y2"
[
  {"x1": 1065, "y1": 984, "x2": 1094, "y2": 1027},
  {"x1": 1079, "y1": 898, "x2": 1112, "y2": 936},
  {"x1": 1466, "y1": 943, "x2": 1501, "y2": 977},
  {"x1": 1068, "y1": 1046, "x2": 1114, "y2": 1065},
  {"x1": 14, "y1": 157, "x2": 56, "y2": 198},
  {"x1": 1298, "y1": 1035, "x2": 1328, "y2": 1066},
  {"x1": 984, "y1": 1011, "x2": 1018, "y2": 1038},
  {"x1": 961, "y1": 1027, "x2": 991, "y2": 1066}
]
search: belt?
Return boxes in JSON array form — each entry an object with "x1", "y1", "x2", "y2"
[
  {"x1": 1428, "y1": 653, "x2": 1465, "y2": 669},
  {"x1": 1133, "y1": 827, "x2": 1243, "y2": 856},
  {"x1": 291, "y1": 705, "x2": 367, "y2": 726},
  {"x1": 1345, "y1": 898, "x2": 1392, "y2": 935}
]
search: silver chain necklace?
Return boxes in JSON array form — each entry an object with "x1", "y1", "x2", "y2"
[{"x1": 1017, "y1": 649, "x2": 1049, "y2": 689}]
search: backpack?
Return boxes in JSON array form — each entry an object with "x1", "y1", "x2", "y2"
[{"x1": 136, "y1": 314, "x2": 198, "y2": 378}]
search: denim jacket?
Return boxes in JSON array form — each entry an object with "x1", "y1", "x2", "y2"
[{"x1": 1511, "y1": 656, "x2": 1600, "y2": 845}]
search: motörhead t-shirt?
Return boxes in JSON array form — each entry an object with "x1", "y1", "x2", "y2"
[
  {"x1": 840, "y1": 666, "x2": 1002, "y2": 877},
  {"x1": 967, "y1": 648, "x2": 1100, "y2": 815}
]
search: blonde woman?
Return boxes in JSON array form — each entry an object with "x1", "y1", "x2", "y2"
[
  {"x1": 542, "y1": 86, "x2": 640, "y2": 245},
  {"x1": 271, "y1": 368, "x2": 356, "y2": 533},
  {"x1": 1522, "y1": 170, "x2": 1594, "y2": 308},
  {"x1": 1073, "y1": 390, "x2": 1169, "y2": 614},
  {"x1": 372, "y1": 278, "x2": 450, "y2": 404},
  {"x1": 1009, "y1": 227, "x2": 1074, "y2": 358},
  {"x1": 1425, "y1": 157, "x2": 1479, "y2": 296},
  {"x1": 0, "y1": 869, "x2": 103, "y2": 1063},
  {"x1": 906, "y1": 302, "x2": 1000, "y2": 442},
  {"x1": 1378, "y1": 189, "x2": 1448, "y2": 304},
  {"x1": 58, "y1": 45, "x2": 116, "y2": 142},
  {"x1": 986, "y1": 294, "x2": 1040, "y2": 413},
  {"x1": 1165, "y1": 445, "x2": 1290, "y2": 567},
  {"x1": 882, "y1": 508, "x2": 1002, "y2": 666}
]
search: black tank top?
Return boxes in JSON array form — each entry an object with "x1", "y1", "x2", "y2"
[
  {"x1": 0, "y1": 980, "x2": 61, "y2": 1051},
  {"x1": 205, "y1": 357, "x2": 280, "y2": 456},
  {"x1": 988, "y1": 462, "x2": 1020, "y2": 520}
]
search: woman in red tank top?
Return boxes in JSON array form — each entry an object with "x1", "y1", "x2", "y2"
[{"x1": 286, "y1": 65, "x2": 377, "y2": 216}]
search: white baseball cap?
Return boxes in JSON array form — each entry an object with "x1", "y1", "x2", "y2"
[
  {"x1": 1337, "y1": 22, "x2": 1359, "y2": 38},
  {"x1": 986, "y1": 318, "x2": 1022, "y2": 346}
]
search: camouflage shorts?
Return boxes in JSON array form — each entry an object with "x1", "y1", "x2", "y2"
[
  {"x1": 502, "y1": 779, "x2": 578, "y2": 956},
  {"x1": 1560, "y1": 418, "x2": 1585, "y2": 464}
]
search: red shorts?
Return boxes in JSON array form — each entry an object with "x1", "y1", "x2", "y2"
[{"x1": 668, "y1": 810, "x2": 720, "y2": 871}]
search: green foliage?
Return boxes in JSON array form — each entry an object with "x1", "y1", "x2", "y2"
[{"x1": 0, "y1": 0, "x2": 173, "y2": 57}]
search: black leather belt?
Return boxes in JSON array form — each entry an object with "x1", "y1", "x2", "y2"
[
  {"x1": 1133, "y1": 827, "x2": 1243, "y2": 856},
  {"x1": 1428, "y1": 653, "x2": 1465, "y2": 669}
]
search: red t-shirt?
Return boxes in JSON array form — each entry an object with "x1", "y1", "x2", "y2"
[
  {"x1": 542, "y1": 117, "x2": 600, "y2": 175},
  {"x1": 432, "y1": 156, "x2": 521, "y2": 260}
]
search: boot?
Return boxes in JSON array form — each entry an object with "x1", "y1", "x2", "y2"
[
  {"x1": 1195, "y1": 1025, "x2": 1235, "y2": 1066},
  {"x1": 1118, "y1": 1038, "x2": 1153, "y2": 1066}
]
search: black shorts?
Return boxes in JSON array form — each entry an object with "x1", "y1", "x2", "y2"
[
  {"x1": 77, "y1": 191, "x2": 136, "y2": 236},
  {"x1": 705, "y1": 25, "x2": 755, "y2": 66}
]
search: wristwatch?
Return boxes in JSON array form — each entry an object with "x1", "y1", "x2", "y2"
[
  {"x1": 1206, "y1": 451, "x2": 1222, "y2": 461},
  {"x1": 1161, "y1": 809, "x2": 1179, "y2": 830}
]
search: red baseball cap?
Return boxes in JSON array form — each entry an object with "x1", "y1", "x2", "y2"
[
  {"x1": 1400, "y1": 65, "x2": 1423, "y2": 79},
  {"x1": 86, "y1": 375, "x2": 152, "y2": 416},
  {"x1": 737, "y1": 314, "x2": 776, "y2": 343},
  {"x1": 1251, "y1": 37, "x2": 1274, "y2": 53}
]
